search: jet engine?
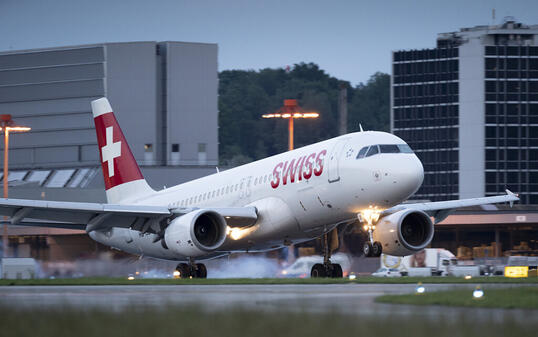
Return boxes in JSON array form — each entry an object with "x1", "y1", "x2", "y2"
[
  {"x1": 373, "y1": 209, "x2": 434, "y2": 256},
  {"x1": 164, "y1": 209, "x2": 227, "y2": 257}
]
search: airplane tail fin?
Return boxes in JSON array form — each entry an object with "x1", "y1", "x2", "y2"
[{"x1": 91, "y1": 98, "x2": 155, "y2": 204}]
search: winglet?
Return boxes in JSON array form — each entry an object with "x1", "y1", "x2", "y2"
[
  {"x1": 359, "y1": 124, "x2": 364, "y2": 132},
  {"x1": 505, "y1": 189, "x2": 519, "y2": 207}
]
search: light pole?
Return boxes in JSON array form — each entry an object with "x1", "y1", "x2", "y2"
[
  {"x1": 262, "y1": 99, "x2": 319, "y2": 151},
  {"x1": 1, "y1": 114, "x2": 31, "y2": 258},
  {"x1": 262, "y1": 100, "x2": 318, "y2": 263}
]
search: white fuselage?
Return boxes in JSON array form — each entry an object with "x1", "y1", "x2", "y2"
[{"x1": 90, "y1": 131, "x2": 424, "y2": 261}]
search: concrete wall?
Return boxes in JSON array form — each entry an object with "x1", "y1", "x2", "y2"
[
  {"x1": 164, "y1": 42, "x2": 218, "y2": 166},
  {"x1": 458, "y1": 37, "x2": 485, "y2": 198},
  {"x1": 0, "y1": 46, "x2": 105, "y2": 169},
  {"x1": 105, "y1": 42, "x2": 158, "y2": 165},
  {"x1": 0, "y1": 41, "x2": 219, "y2": 170}
]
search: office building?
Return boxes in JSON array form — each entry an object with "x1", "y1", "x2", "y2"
[{"x1": 392, "y1": 20, "x2": 538, "y2": 204}]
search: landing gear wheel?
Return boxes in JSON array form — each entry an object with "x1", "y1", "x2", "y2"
[
  {"x1": 372, "y1": 242, "x2": 383, "y2": 257},
  {"x1": 331, "y1": 264, "x2": 343, "y2": 278},
  {"x1": 311, "y1": 263, "x2": 326, "y2": 278},
  {"x1": 176, "y1": 263, "x2": 190, "y2": 279},
  {"x1": 363, "y1": 242, "x2": 373, "y2": 257},
  {"x1": 195, "y1": 263, "x2": 207, "y2": 278}
]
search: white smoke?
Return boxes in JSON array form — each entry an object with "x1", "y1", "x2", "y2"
[
  {"x1": 38, "y1": 254, "x2": 283, "y2": 279},
  {"x1": 206, "y1": 255, "x2": 282, "y2": 278}
]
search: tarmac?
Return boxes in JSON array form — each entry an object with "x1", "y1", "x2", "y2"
[{"x1": 0, "y1": 283, "x2": 536, "y2": 323}]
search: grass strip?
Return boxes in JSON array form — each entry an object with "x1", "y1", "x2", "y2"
[
  {"x1": 376, "y1": 286, "x2": 538, "y2": 310},
  {"x1": 0, "y1": 306, "x2": 535, "y2": 337},
  {"x1": 0, "y1": 276, "x2": 537, "y2": 286}
]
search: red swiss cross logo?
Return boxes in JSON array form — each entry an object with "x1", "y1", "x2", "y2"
[{"x1": 94, "y1": 112, "x2": 144, "y2": 190}]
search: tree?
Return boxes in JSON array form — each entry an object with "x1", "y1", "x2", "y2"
[
  {"x1": 218, "y1": 65, "x2": 390, "y2": 166},
  {"x1": 348, "y1": 72, "x2": 390, "y2": 132}
]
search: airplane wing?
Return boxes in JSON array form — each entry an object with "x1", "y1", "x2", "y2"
[
  {"x1": 0, "y1": 198, "x2": 257, "y2": 233},
  {"x1": 380, "y1": 190, "x2": 520, "y2": 224}
]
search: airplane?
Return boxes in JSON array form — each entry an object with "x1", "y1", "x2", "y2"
[{"x1": 0, "y1": 97, "x2": 519, "y2": 278}]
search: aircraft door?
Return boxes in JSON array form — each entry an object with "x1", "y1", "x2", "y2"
[
  {"x1": 239, "y1": 176, "x2": 252, "y2": 200},
  {"x1": 327, "y1": 138, "x2": 350, "y2": 183}
]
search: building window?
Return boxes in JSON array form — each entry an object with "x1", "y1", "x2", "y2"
[
  {"x1": 170, "y1": 143, "x2": 180, "y2": 165},
  {"x1": 144, "y1": 144, "x2": 154, "y2": 165},
  {"x1": 198, "y1": 143, "x2": 207, "y2": 165}
]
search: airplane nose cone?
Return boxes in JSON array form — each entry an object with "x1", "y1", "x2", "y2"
[{"x1": 396, "y1": 155, "x2": 424, "y2": 198}]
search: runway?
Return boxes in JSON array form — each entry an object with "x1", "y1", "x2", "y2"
[{"x1": 1, "y1": 283, "x2": 535, "y2": 322}]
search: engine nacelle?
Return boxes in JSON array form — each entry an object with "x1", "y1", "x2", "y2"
[
  {"x1": 164, "y1": 209, "x2": 227, "y2": 257},
  {"x1": 373, "y1": 209, "x2": 434, "y2": 256}
]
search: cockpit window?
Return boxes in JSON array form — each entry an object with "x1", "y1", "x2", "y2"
[
  {"x1": 357, "y1": 143, "x2": 414, "y2": 159},
  {"x1": 356, "y1": 146, "x2": 368, "y2": 159},
  {"x1": 379, "y1": 144, "x2": 400, "y2": 153},
  {"x1": 365, "y1": 145, "x2": 379, "y2": 157},
  {"x1": 397, "y1": 144, "x2": 413, "y2": 153}
]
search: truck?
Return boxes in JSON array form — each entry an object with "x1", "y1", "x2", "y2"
[
  {"x1": 1, "y1": 258, "x2": 37, "y2": 279},
  {"x1": 380, "y1": 248, "x2": 458, "y2": 276}
]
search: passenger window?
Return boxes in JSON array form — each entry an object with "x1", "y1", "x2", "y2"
[
  {"x1": 366, "y1": 145, "x2": 379, "y2": 157},
  {"x1": 379, "y1": 144, "x2": 400, "y2": 153},
  {"x1": 356, "y1": 147, "x2": 368, "y2": 159}
]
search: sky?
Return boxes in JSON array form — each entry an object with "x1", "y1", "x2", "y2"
[{"x1": 1, "y1": 0, "x2": 538, "y2": 85}]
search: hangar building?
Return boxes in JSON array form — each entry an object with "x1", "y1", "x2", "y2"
[{"x1": 0, "y1": 41, "x2": 219, "y2": 260}]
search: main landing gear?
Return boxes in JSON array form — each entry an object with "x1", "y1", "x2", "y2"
[
  {"x1": 310, "y1": 230, "x2": 343, "y2": 278},
  {"x1": 359, "y1": 207, "x2": 383, "y2": 257},
  {"x1": 175, "y1": 258, "x2": 207, "y2": 279}
]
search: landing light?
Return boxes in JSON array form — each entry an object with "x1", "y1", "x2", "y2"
[
  {"x1": 358, "y1": 206, "x2": 382, "y2": 232},
  {"x1": 473, "y1": 286, "x2": 484, "y2": 299},
  {"x1": 415, "y1": 282, "x2": 425, "y2": 294},
  {"x1": 226, "y1": 225, "x2": 257, "y2": 240},
  {"x1": 464, "y1": 275, "x2": 472, "y2": 280},
  {"x1": 349, "y1": 274, "x2": 357, "y2": 280},
  {"x1": 127, "y1": 276, "x2": 135, "y2": 281},
  {"x1": 173, "y1": 270, "x2": 180, "y2": 279}
]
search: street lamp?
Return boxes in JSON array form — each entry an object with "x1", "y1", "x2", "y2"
[
  {"x1": 1, "y1": 114, "x2": 31, "y2": 257},
  {"x1": 261, "y1": 100, "x2": 318, "y2": 264},
  {"x1": 262, "y1": 99, "x2": 319, "y2": 151}
]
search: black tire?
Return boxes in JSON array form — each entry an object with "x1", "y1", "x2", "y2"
[
  {"x1": 176, "y1": 263, "x2": 191, "y2": 279},
  {"x1": 311, "y1": 263, "x2": 326, "y2": 278},
  {"x1": 196, "y1": 263, "x2": 207, "y2": 278},
  {"x1": 363, "y1": 242, "x2": 373, "y2": 257},
  {"x1": 331, "y1": 264, "x2": 343, "y2": 278},
  {"x1": 372, "y1": 242, "x2": 383, "y2": 257}
]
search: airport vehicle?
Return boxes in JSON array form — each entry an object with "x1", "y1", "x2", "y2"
[
  {"x1": 1, "y1": 258, "x2": 37, "y2": 279},
  {"x1": 381, "y1": 248, "x2": 458, "y2": 276},
  {"x1": 279, "y1": 253, "x2": 351, "y2": 278},
  {"x1": 450, "y1": 265, "x2": 481, "y2": 277},
  {"x1": 0, "y1": 98, "x2": 519, "y2": 278},
  {"x1": 371, "y1": 267, "x2": 402, "y2": 277}
]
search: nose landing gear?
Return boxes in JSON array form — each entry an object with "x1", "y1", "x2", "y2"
[
  {"x1": 310, "y1": 229, "x2": 343, "y2": 278},
  {"x1": 175, "y1": 258, "x2": 207, "y2": 279},
  {"x1": 359, "y1": 207, "x2": 383, "y2": 257}
]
